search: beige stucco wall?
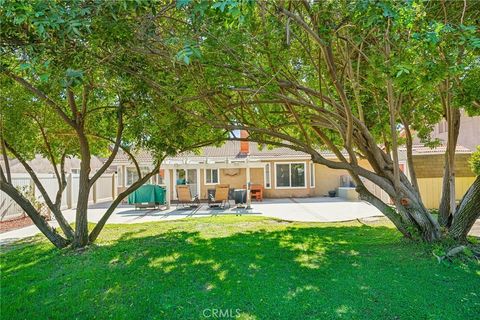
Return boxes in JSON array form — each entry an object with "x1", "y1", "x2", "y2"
[
  {"x1": 198, "y1": 168, "x2": 254, "y2": 199},
  {"x1": 413, "y1": 154, "x2": 473, "y2": 178},
  {"x1": 197, "y1": 168, "x2": 245, "y2": 199},
  {"x1": 310, "y1": 159, "x2": 374, "y2": 197},
  {"x1": 250, "y1": 168, "x2": 264, "y2": 187},
  {"x1": 196, "y1": 162, "x2": 320, "y2": 199},
  {"x1": 219, "y1": 168, "x2": 246, "y2": 189},
  {"x1": 312, "y1": 164, "x2": 347, "y2": 197}
]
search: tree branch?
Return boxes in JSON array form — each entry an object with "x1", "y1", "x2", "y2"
[
  {"x1": 89, "y1": 104, "x2": 124, "y2": 186},
  {"x1": 4, "y1": 142, "x2": 74, "y2": 239},
  {"x1": 3, "y1": 70, "x2": 75, "y2": 127}
]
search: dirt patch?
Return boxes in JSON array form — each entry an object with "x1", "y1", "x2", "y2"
[{"x1": 0, "y1": 216, "x2": 34, "y2": 233}]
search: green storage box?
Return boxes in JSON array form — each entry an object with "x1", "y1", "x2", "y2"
[{"x1": 128, "y1": 184, "x2": 166, "y2": 205}]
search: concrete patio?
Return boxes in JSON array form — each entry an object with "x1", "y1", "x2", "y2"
[{"x1": 0, "y1": 197, "x2": 383, "y2": 245}]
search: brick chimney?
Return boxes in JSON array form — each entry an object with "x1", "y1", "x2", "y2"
[{"x1": 240, "y1": 130, "x2": 249, "y2": 155}]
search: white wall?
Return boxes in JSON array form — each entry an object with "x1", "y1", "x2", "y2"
[{"x1": 0, "y1": 173, "x2": 116, "y2": 221}]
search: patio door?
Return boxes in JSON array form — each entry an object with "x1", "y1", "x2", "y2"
[{"x1": 176, "y1": 169, "x2": 199, "y2": 197}]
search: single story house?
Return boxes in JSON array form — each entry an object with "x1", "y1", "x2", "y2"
[
  {"x1": 113, "y1": 139, "x2": 357, "y2": 201},
  {"x1": 111, "y1": 132, "x2": 475, "y2": 209}
]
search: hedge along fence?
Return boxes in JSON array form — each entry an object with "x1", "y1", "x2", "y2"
[{"x1": 0, "y1": 173, "x2": 117, "y2": 222}]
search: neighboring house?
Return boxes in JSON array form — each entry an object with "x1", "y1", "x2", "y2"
[
  {"x1": 398, "y1": 144, "x2": 475, "y2": 208},
  {"x1": 412, "y1": 109, "x2": 480, "y2": 150},
  {"x1": 0, "y1": 154, "x2": 106, "y2": 174},
  {"x1": 0, "y1": 155, "x2": 115, "y2": 221},
  {"x1": 404, "y1": 110, "x2": 479, "y2": 208}
]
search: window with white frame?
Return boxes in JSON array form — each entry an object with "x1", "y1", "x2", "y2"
[
  {"x1": 275, "y1": 163, "x2": 306, "y2": 188},
  {"x1": 126, "y1": 166, "x2": 151, "y2": 186},
  {"x1": 310, "y1": 162, "x2": 315, "y2": 187},
  {"x1": 117, "y1": 166, "x2": 123, "y2": 186},
  {"x1": 205, "y1": 168, "x2": 219, "y2": 184},
  {"x1": 264, "y1": 163, "x2": 271, "y2": 189}
]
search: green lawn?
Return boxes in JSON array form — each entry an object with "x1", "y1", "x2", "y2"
[{"x1": 1, "y1": 217, "x2": 479, "y2": 320}]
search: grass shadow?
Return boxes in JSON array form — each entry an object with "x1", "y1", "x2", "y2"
[{"x1": 1, "y1": 217, "x2": 479, "y2": 320}]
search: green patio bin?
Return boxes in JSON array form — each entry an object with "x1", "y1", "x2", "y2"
[{"x1": 128, "y1": 184, "x2": 166, "y2": 208}]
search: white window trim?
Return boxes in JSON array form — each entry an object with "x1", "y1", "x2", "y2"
[
  {"x1": 310, "y1": 162, "x2": 315, "y2": 188},
  {"x1": 264, "y1": 163, "x2": 271, "y2": 189},
  {"x1": 173, "y1": 168, "x2": 200, "y2": 199},
  {"x1": 274, "y1": 162, "x2": 307, "y2": 189},
  {"x1": 204, "y1": 168, "x2": 220, "y2": 185},
  {"x1": 123, "y1": 166, "x2": 136, "y2": 187},
  {"x1": 125, "y1": 166, "x2": 152, "y2": 187}
]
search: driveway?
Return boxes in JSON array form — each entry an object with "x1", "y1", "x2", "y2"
[{"x1": 0, "y1": 197, "x2": 383, "y2": 245}]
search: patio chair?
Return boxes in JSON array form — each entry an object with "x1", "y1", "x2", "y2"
[
  {"x1": 176, "y1": 185, "x2": 200, "y2": 208},
  {"x1": 208, "y1": 184, "x2": 230, "y2": 209}
]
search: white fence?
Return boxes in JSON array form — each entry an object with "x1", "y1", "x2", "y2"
[
  {"x1": 0, "y1": 176, "x2": 31, "y2": 221},
  {"x1": 360, "y1": 177, "x2": 391, "y2": 204},
  {"x1": 0, "y1": 173, "x2": 117, "y2": 221}
]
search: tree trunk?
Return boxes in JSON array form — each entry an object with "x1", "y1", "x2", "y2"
[
  {"x1": 72, "y1": 165, "x2": 90, "y2": 248},
  {"x1": 1, "y1": 137, "x2": 11, "y2": 183},
  {"x1": 0, "y1": 180, "x2": 69, "y2": 248},
  {"x1": 393, "y1": 197, "x2": 441, "y2": 242},
  {"x1": 89, "y1": 165, "x2": 160, "y2": 243},
  {"x1": 356, "y1": 186, "x2": 412, "y2": 238},
  {"x1": 357, "y1": 183, "x2": 440, "y2": 242},
  {"x1": 72, "y1": 131, "x2": 91, "y2": 248},
  {"x1": 402, "y1": 120, "x2": 420, "y2": 196},
  {"x1": 438, "y1": 161, "x2": 451, "y2": 225},
  {"x1": 4, "y1": 142, "x2": 75, "y2": 239},
  {"x1": 88, "y1": 192, "x2": 123, "y2": 243},
  {"x1": 439, "y1": 107, "x2": 460, "y2": 227},
  {"x1": 449, "y1": 176, "x2": 480, "y2": 241},
  {"x1": 311, "y1": 146, "x2": 441, "y2": 242}
]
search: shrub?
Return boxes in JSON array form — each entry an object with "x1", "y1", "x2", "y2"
[{"x1": 469, "y1": 146, "x2": 480, "y2": 176}]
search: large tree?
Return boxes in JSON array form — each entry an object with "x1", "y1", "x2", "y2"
[
  {"x1": 148, "y1": 0, "x2": 479, "y2": 242},
  {"x1": 0, "y1": 0, "x2": 225, "y2": 248}
]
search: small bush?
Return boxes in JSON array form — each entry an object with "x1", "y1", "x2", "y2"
[{"x1": 469, "y1": 146, "x2": 480, "y2": 176}]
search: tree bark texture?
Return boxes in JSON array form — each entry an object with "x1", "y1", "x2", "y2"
[
  {"x1": 449, "y1": 176, "x2": 480, "y2": 241},
  {"x1": 72, "y1": 130, "x2": 91, "y2": 248},
  {"x1": 439, "y1": 107, "x2": 461, "y2": 227},
  {"x1": 0, "y1": 180, "x2": 69, "y2": 248}
]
